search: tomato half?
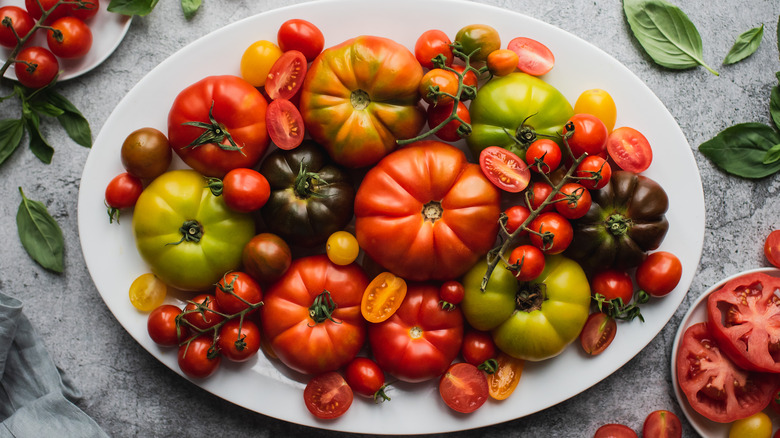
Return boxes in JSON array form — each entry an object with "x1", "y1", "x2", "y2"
[
  {"x1": 765, "y1": 230, "x2": 780, "y2": 268},
  {"x1": 642, "y1": 410, "x2": 682, "y2": 438},
  {"x1": 439, "y1": 362, "x2": 489, "y2": 413},
  {"x1": 675, "y1": 322, "x2": 777, "y2": 423},
  {"x1": 361, "y1": 272, "x2": 407, "y2": 323},
  {"x1": 607, "y1": 127, "x2": 653, "y2": 173},
  {"x1": 479, "y1": 146, "x2": 531, "y2": 193},
  {"x1": 303, "y1": 371, "x2": 353, "y2": 419},
  {"x1": 506, "y1": 37, "x2": 555, "y2": 76},
  {"x1": 594, "y1": 424, "x2": 637, "y2": 438},
  {"x1": 265, "y1": 50, "x2": 307, "y2": 101},
  {"x1": 276, "y1": 18, "x2": 324, "y2": 62},
  {"x1": 579, "y1": 312, "x2": 617, "y2": 355},
  {"x1": 265, "y1": 98, "x2": 305, "y2": 150},
  {"x1": 487, "y1": 352, "x2": 524, "y2": 400}
]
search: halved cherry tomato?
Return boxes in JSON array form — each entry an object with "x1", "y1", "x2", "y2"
[
  {"x1": 415, "y1": 29, "x2": 454, "y2": 69},
  {"x1": 504, "y1": 205, "x2": 531, "y2": 235},
  {"x1": 607, "y1": 127, "x2": 653, "y2": 173},
  {"x1": 580, "y1": 312, "x2": 617, "y2": 355},
  {"x1": 591, "y1": 268, "x2": 634, "y2": 303},
  {"x1": 419, "y1": 68, "x2": 459, "y2": 105},
  {"x1": 344, "y1": 357, "x2": 389, "y2": 401},
  {"x1": 303, "y1": 371, "x2": 353, "y2": 419},
  {"x1": 642, "y1": 410, "x2": 682, "y2": 438},
  {"x1": 439, "y1": 362, "x2": 489, "y2": 413},
  {"x1": 563, "y1": 113, "x2": 608, "y2": 158},
  {"x1": 178, "y1": 336, "x2": 221, "y2": 379},
  {"x1": 427, "y1": 100, "x2": 471, "y2": 142},
  {"x1": 528, "y1": 211, "x2": 573, "y2": 254},
  {"x1": 479, "y1": 146, "x2": 530, "y2": 193},
  {"x1": 221, "y1": 168, "x2": 271, "y2": 213},
  {"x1": 635, "y1": 251, "x2": 682, "y2": 297},
  {"x1": 265, "y1": 98, "x2": 304, "y2": 150},
  {"x1": 217, "y1": 318, "x2": 261, "y2": 362},
  {"x1": 487, "y1": 352, "x2": 524, "y2": 400},
  {"x1": 574, "y1": 155, "x2": 612, "y2": 190},
  {"x1": 525, "y1": 139, "x2": 562, "y2": 173},
  {"x1": 574, "y1": 88, "x2": 617, "y2": 132},
  {"x1": 265, "y1": 50, "x2": 307, "y2": 101},
  {"x1": 506, "y1": 36, "x2": 554, "y2": 76},
  {"x1": 594, "y1": 424, "x2": 637, "y2": 438},
  {"x1": 361, "y1": 272, "x2": 407, "y2": 323},
  {"x1": 461, "y1": 329, "x2": 496, "y2": 366},
  {"x1": 486, "y1": 49, "x2": 519, "y2": 76},
  {"x1": 276, "y1": 18, "x2": 324, "y2": 62},
  {"x1": 128, "y1": 273, "x2": 167, "y2": 312},
  {"x1": 765, "y1": 230, "x2": 780, "y2": 268},
  {"x1": 553, "y1": 182, "x2": 592, "y2": 219},
  {"x1": 508, "y1": 244, "x2": 546, "y2": 281}
]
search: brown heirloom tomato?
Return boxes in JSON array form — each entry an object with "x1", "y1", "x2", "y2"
[
  {"x1": 260, "y1": 255, "x2": 368, "y2": 375},
  {"x1": 354, "y1": 141, "x2": 501, "y2": 281},
  {"x1": 168, "y1": 75, "x2": 269, "y2": 177},
  {"x1": 299, "y1": 35, "x2": 426, "y2": 168}
]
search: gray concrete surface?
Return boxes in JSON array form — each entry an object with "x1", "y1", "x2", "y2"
[{"x1": 1, "y1": 0, "x2": 779, "y2": 436}]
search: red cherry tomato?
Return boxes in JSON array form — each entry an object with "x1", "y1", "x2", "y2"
[
  {"x1": 147, "y1": 304, "x2": 189, "y2": 347},
  {"x1": 178, "y1": 336, "x2": 220, "y2": 379},
  {"x1": 525, "y1": 139, "x2": 562, "y2": 173},
  {"x1": 24, "y1": 0, "x2": 67, "y2": 22},
  {"x1": 642, "y1": 410, "x2": 682, "y2": 438},
  {"x1": 593, "y1": 423, "x2": 637, "y2": 438},
  {"x1": 508, "y1": 244, "x2": 546, "y2": 281},
  {"x1": 553, "y1": 182, "x2": 592, "y2": 219},
  {"x1": 527, "y1": 181, "x2": 555, "y2": 213},
  {"x1": 580, "y1": 312, "x2": 617, "y2": 355},
  {"x1": 46, "y1": 16, "x2": 92, "y2": 59},
  {"x1": 461, "y1": 329, "x2": 497, "y2": 366},
  {"x1": 276, "y1": 18, "x2": 324, "y2": 62},
  {"x1": 105, "y1": 172, "x2": 143, "y2": 210},
  {"x1": 14, "y1": 46, "x2": 59, "y2": 89},
  {"x1": 68, "y1": 0, "x2": 99, "y2": 21},
  {"x1": 451, "y1": 64, "x2": 479, "y2": 88},
  {"x1": 607, "y1": 126, "x2": 653, "y2": 173},
  {"x1": 506, "y1": 36, "x2": 555, "y2": 76},
  {"x1": 419, "y1": 68, "x2": 460, "y2": 105},
  {"x1": 182, "y1": 294, "x2": 224, "y2": 330},
  {"x1": 439, "y1": 362, "x2": 489, "y2": 413},
  {"x1": 214, "y1": 271, "x2": 263, "y2": 314},
  {"x1": 504, "y1": 205, "x2": 531, "y2": 235},
  {"x1": 764, "y1": 230, "x2": 780, "y2": 268},
  {"x1": 528, "y1": 211, "x2": 573, "y2": 254},
  {"x1": 265, "y1": 50, "x2": 307, "y2": 101},
  {"x1": 0, "y1": 6, "x2": 35, "y2": 48},
  {"x1": 635, "y1": 251, "x2": 682, "y2": 297},
  {"x1": 344, "y1": 357, "x2": 389, "y2": 400},
  {"x1": 439, "y1": 280, "x2": 465, "y2": 307},
  {"x1": 575, "y1": 155, "x2": 612, "y2": 190},
  {"x1": 222, "y1": 168, "x2": 271, "y2": 213},
  {"x1": 591, "y1": 269, "x2": 634, "y2": 303},
  {"x1": 563, "y1": 113, "x2": 608, "y2": 158},
  {"x1": 303, "y1": 371, "x2": 353, "y2": 419},
  {"x1": 265, "y1": 98, "x2": 305, "y2": 150},
  {"x1": 479, "y1": 146, "x2": 531, "y2": 193},
  {"x1": 217, "y1": 318, "x2": 261, "y2": 362},
  {"x1": 427, "y1": 100, "x2": 471, "y2": 142},
  {"x1": 414, "y1": 29, "x2": 453, "y2": 69}
]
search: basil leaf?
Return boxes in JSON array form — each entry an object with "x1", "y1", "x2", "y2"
[
  {"x1": 623, "y1": 0, "x2": 718, "y2": 75},
  {"x1": 771, "y1": 83, "x2": 780, "y2": 131},
  {"x1": 44, "y1": 90, "x2": 92, "y2": 147},
  {"x1": 29, "y1": 99, "x2": 65, "y2": 118},
  {"x1": 764, "y1": 143, "x2": 780, "y2": 165},
  {"x1": 723, "y1": 24, "x2": 764, "y2": 65},
  {"x1": 181, "y1": 0, "x2": 201, "y2": 19},
  {"x1": 699, "y1": 122, "x2": 780, "y2": 178},
  {"x1": 107, "y1": 0, "x2": 159, "y2": 16},
  {"x1": 0, "y1": 119, "x2": 25, "y2": 166},
  {"x1": 24, "y1": 112, "x2": 54, "y2": 164},
  {"x1": 17, "y1": 187, "x2": 64, "y2": 273}
]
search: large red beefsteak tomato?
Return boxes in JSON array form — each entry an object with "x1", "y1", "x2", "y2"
[{"x1": 354, "y1": 141, "x2": 501, "y2": 281}]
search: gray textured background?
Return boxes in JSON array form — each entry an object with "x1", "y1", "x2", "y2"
[{"x1": 1, "y1": 0, "x2": 779, "y2": 436}]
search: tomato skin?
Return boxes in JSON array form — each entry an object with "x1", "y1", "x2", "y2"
[
  {"x1": 182, "y1": 294, "x2": 224, "y2": 330},
  {"x1": 168, "y1": 75, "x2": 269, "y2": 178},
  {"x1": 504, "y1": 205, "x2": 531, "y2": 235},
  {"x1": 454, "y1": 24, "x2": 500, "y2": 63},
  {"x1": 439, "y1": 362, "x2": 489, "y2": 413},
  {"x1": 147, "y1": 304, "x2": 188, "y2": 347},
  {"x1": 461, "y1": 329, "x2": 496, "y2": 366},
  {"x1": 68, "y1": 0, "x2": 99, "y2": 21},
  {"x1": 120, "y1": 127, "x2": 172, "y2": 180},
  {"x1": 222, "y1": 168, "x2": 271, "y2": 213},
  {"x1": 217, "y1": 318, "x2": 261, "y2": 362},
  {"x1": 427, "y1": 100, "x2": 471, "y2": 142},
  {"x1": 635, "y1": 251, "x2": 682, "y2": 297},
  {"x1": 300, "y1": 35, "x2": 426, "y2": 168},
  {"x1": 563, "y1": 113, "x2": 609, "y2": 158},
  {"x1": 355, "y1": 141, "x2": 501, "y2": 281},
  {"x1": 579, "y1": 312, "x2": 616, "y2": 355},
  {"x1": 25, "y1": 0, "x2": 67, "y2": 22},
  {"x1": 574, "y1": 88, "x2": 617, "y2": 132},
  {"x1": 526, "y1": 139, "x2": 562, "y2": 174},
  {"x1": 46, "y1": 16, "x2": 92, "y2": 59},
  {"x1": 419, "y1": 68, "x2": 460, "y2": 105},
  {"x1": 479, "y1": 146, "x2": 531, "y2": 193},
  {"x1": 486, "y1": 49, "x2": 519, "y2": 76},
  {"x1": 554, "y1": 182, "x2": 592, "y2": 220},
  {"x1": 642, "y1": 410, "x2": 682, "y2": 438},
  {"x1": 105, "y1": 172, "x2": 143, "y2": 210},
  {"x1": 508, "y1": 244, "x2": 546, "y2": 281},
  {"x1": 276, "y1": 19, "x2": 324, "y2": 62},
  {"x1": 575, "y1": 155, "x2": 612, "y2": 190},
  {"x1": 369, "y1": 283, "x2": 464, "y2": 383},
  {"x1": 506, "y1": 37, "x2": 555, "y2": 76},
  {"x1": 265, "y1": 50, "x2": 307, "y2": 101},
  {"x1": 361, "y1": 272, "x2": 407, "y2": 323},
  {"x1": 14, "y1": 46, "x2": 59, "y2": 89},
  {"x1": 764, "y1": 230, "x2": 780, "y2": 268},
  {"x1": 241, "y1": 233, "x2": 291, "y2": 285},
  {"x1": 326, "y1": 231, "x2": 360, "y2": 266},
  {"x1": 0, "y1": 6, "x2": 35, "y2": 48},
  {"x1": 439, "y1": 280, "x2": 465, "y2": 307},
  {"x1": 214, "y1": 271, "x2": 263, "y2": 315},
  {"x1": 594, "y1": 424, "x2": 637, "y2": 438},
  {"x1": 591, "y1": 269, "x2": 634, "y2": 303},
  {"x1": 527, "y1": 181, "x2": 555, "y2": 213},
  {"x1": 178, "y1": 336, "x2": 221, "y2": 379},
  {"x1": 414, "y1": 29, "x2": 453, "y2": 69},
  {"x1": 344, "y1": 357, "x2": 387, "y2": 399},
  {"x1": 240, "y1": 40, "x2": 283, "y2": 87},
  {"x1": 303, "y1": 371, "x2": 353, "y2": 419},
  {"x1": 607, "y1": 127, "x2": 653, "y2": 173},
  {"x1": 528, "y1": 211, "x2": 574, "y2": 255},
  {"x1": 128, "y1": 273, "x2": 167, "y2": 312},
  {"x1": 729, "y1": 412, "x2": 772, "y2": 438},
  {"x1": 261, "y1": 255, "x2": 368, "y2": 375}
]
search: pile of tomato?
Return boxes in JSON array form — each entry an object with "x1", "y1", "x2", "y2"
[
  {"x1": 1, "y1": 0, "x2": 99, "y2": 88},
  {"x1": 102, "y1": 17, "x2": 690, "y2": 424}
]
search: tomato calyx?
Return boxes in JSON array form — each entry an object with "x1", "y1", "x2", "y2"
[
  {"x1": 517, "y1": 283, "x2": 546, "y2": 313},
  {"x1": 350, "y1": 89, "x2": 370, "y2": 110},
  {"x1": 293, "y1": 162, "x2": 329, "y2": 199},
  {"x1": 606, "y1": 214, "x2": 633, "y2": 236},
  {"x1": 593, "y1": 291, "x2": 649, "y2": 322},
  {"x1": 206, "y1": 177, "x2": 223, "y2": 196},
  {"x1": 477, "y1": 358, "x2": 499, "y2": 374},
  {"x1": 168, "y1": 220, "x2": 204, "y2": 245},
  {"x1": 422, "y1": 200, "x2": 443, "y2": 223},
  {"x1": 182, "y1": 102, "x2": 245, "y2": 155},
  {"x1": 308, "y1": 290, "x2": 341, "y2": 325}
]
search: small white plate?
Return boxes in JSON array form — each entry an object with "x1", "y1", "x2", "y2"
[
  {"x1": 1, "y1": 0, "x2": 131, "y2": 81},
  {"x1": 671, "y1": 267, "x2": 780, "y2": 437}
]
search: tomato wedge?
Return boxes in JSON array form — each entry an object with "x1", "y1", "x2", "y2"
[
  {"x1": 506, "y1": 37, "x2": 554, "y2": 76},
  {"x1": 606, "y1": 126, "x2": 653, "y2": 173},
  {"x1": 487, "y1": 352, "x2": 524, "y2": 400},
  {"x1": 361, "y1": 272, "x2": 407, "y2": 323},
  {"x1": 303, "y1": 371, "x2": 353, "y2": 419},
  {"x1": 265, "y1": 98, "x2": 305, "y2": 150},
  {"x1": 478, "y1": 146, "x2": 530, "y2": 193},
  {"x1": 439, "y1": 362, "x2": 489, "y2": 413},
  {"x1": 265, "y1": 49, "x2": 307, "y2": 100},
  {"x1": 765, "y1": 230, "x2": 780, "y2": 268},
  {"x1": 579, "y1": 312, "x2": 617, "y2": 356}
]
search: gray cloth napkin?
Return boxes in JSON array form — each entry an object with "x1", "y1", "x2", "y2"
[{"x1": 0, "y1": 292, "x2": 109, "y2": 438}]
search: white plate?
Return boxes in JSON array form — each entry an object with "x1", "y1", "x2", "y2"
[
  {"x1": 77, "y1": 0, "x2": 706, "y2": 433},
  {"x1": 671, "y1": 267, "x2": 780, "y2": 437},
  {"x1": 2, "y1": 0, "x2": 131, "y2": 81}
]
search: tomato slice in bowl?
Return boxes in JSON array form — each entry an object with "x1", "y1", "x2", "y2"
[
  {"x1": 265, "y1": 49, "x2": 307, "y2": 100},
  {"x1": 478, "y1": 146, "x2": 530, "y2": 193},
  {"x1": 506, "y1": 36, "x2": 555, "y2": 76},
  {"x1": 265, "y1": 98, "x2": 305, "y2": 150},
  {"x1": 606, "y1": 126, "x2": 653, "y2": 173}
]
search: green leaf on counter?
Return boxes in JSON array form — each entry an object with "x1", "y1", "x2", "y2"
[
  {"x1": 699, "y1": 122, "x2": 780, "y2": 178},
  {"x1": 723, "y1": 24, "x2": 764, "y2": 65},
  {"x1": 181, "y1": 0, "x2": 201, "y2": 19},
  {"x1": 107, "y1": 0, "x2": 159, "y2": 16},
  {"x1": 29, "y1": 100, "x2": 65, "y2": 118},
  {"x1": 24, "y1": 112, "x2": 54, "y2": 164},
  {"x1": 623, "y1": 0, "x2": 719, "y2": 75},
  {"x1": 43, "y1": 90, "x2": 92, "y2": 147},
  {"x1": 771, "y1": 82, "x2": 780, "y2": 131},
  {"x1": 764, "y1": 143, "x2": 780, "y2": 164},
  {"x1": 0, "y1": 119, "x2": 25, "y2": 166},
  {"x1": 17, "y1": 187, "x2": 64, "y2": 273}
]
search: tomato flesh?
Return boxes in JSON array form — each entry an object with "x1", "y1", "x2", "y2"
[
  {"x1": 580, "y1": 312, "x2": 617, "y2": 355},
  {"x1": 361, "y1": 272, "x2": 407, "y2": 323},
  {"x1": 303, "y1": 372, "x2": 353, "y2": 419},
  {"x1": 607, "y1": 126, "x2": 653, "y2": 173},
  {"x1": 487, "y1": 352, "x2": 524, "y2": 400},
  {"x1": 479, "y1": 146, "x2": 530, "y2": 193},
  {"x1": 506, "y1": 37, "x2": 554, "y2": 76},
  {"x1": 265, "y1": 98, "x2": 305, "y2": 150},
  {"x1": 642, "y1": 410, "x2": 682, "y2": 438},
  {"x1": 765, "y1": 230, "x2": 780, "y2": 268},
  {"x1": 266, "y1": 50, "x2": 307, "y2": 100},
  {"x1": 439, "y1": 362, "x2": 489, "y2": 413}
]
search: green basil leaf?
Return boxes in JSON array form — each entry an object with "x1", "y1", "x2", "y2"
[
  {"x1": 771, "y1": 84, "x2": 780, "y2": 131},
  {"x1": 699, "y1": 122, "x2": 780, "y2": 178},
  {"x1": 29, "y1": 99, "x2": 65, "y2": 118},
  {"x1": 623, "y1": 0, "x2": 718, "y2": 75},
  {"x1": 764, "y1": 143, "x2": 780, "y2": 164},
  {"x1": 181, "y1": 0, "x2": 201, "y2": 19},
  {"x1": 0, "y1": 119, "x2": 25, "y2": 166},
  {"x1": 44, "y1": 90, "x2": 92, "y2": 147},
  {"x1": 723, "y1": 24, "x2": 764, "y2": 65},
  {"x1": 24, "y1": 112, "x2": 54, "y2": 164},
  {"x1": 107, "y1": 0, "x2": 159, "y2": 16},
  {"x1": 17, "y1": 187, "x2": 64, "y2": 273}
]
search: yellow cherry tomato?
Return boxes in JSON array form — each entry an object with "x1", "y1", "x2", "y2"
[
  {"x1": 128, "y1": 273, "x2": 167, "y2": 311},
  {"x1": 240, "y1": 40, "x2": 283, "y2": 87},
  {"x1": 728, "y1": 412, "x2": 772, "y2": 438},
  {"x1": 574, "y1": 88, "x2": 617, "y2": 132},
  {"x1": 326, "y1": 231, "x2": 360, "y2": 265},
  {"x1": 361, "y1": 272, "x2": 407, "y2": 323}
]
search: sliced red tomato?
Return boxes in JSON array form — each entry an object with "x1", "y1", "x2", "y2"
[
  {"x1": 593, "y1": 424, "x2": 637, "y2": 438},
  {"x1": 303, "y1": 371, "x2": 353, "y2": 419},
  {"x1": 765, "y1": 230, "x2": 780, "y2": 268},
  {"x1": 506, "y1": 37, "x2": 554, "y2": 76},
  {"x1": 439, "y1": 362, "x2": 489, "y2": 413},
  {"x1": 478, "y1": 146, "x2": 530, "y2": 193},
  {"x1": 675, "y1": 322, "x2": 777, "y2": 423},
  {"x1": 265, "y1": 50, "x2": 307, "y2": 100},
  {"x1": 606, "y1": 127, "x2": 653, "y2": 173},
  {"x1": 706, "y1": 272, "x2": 780, "y2": 373},
  {"x1": 265, "y1": 98, "x2": 304, "y2": 150},
  {"x1": 642, "y1": 410, "x2": 682, "y2": 438},
  {"x1": 580, "y1": 312, "x2": 617, "y2": 355}
]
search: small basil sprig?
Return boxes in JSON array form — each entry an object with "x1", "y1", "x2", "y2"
[
  {"x1": 723, "y1": 24, "x2": 764, "y2": 65},
  {"x1": 623, "y1": 0, "x2": 718, "y2": 75},
  {"x1": 16, "y1": 188, "x2": 65, "y2": 273},
  {"x1": 108, "y1": 0, "x2": 201, "y2": 18}
]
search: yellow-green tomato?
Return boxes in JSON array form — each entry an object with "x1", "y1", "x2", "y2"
[
  {"x1": 240, "y1": 40, "x2": 282, "y2": 87},
  {"x1": 128, "y1": 273, "x2": 167, "y2": 311},
  {"x1": 574, "y1": 88, "x2": 617, "y2": 132},
  {"x1": 728, "y1": 412, "x2": 772, "y2": 438},
  {"x1": 461, "y1": 255, "x2": 591, "y2": 361},
  {"x1": 132, "y1": 170, "x2": 255, "y2": 291},
  {"x1": 326, "y1": 231, "x2": 360, "y2": 265}
]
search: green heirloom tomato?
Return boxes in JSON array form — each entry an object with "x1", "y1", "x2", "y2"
[
  {"x1": 461, "y1": 255, "x2": 591, "y2": 361},
  {"x1": 132, "y1": 170, "x2": 255, "y2": 291},
  {"x1": 467, "y1": 72, "x2": 573, "y2": 158}
]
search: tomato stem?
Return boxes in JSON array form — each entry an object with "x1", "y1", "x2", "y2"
[
  {"x1": 294, "y1": 162, "x2": 329, "y2": 199},
  {"x1": 167, "y1": 220, "x2": 203, "y2": 245},
  {"x1": 308, "y1": 290, "x2": 341, "y2": 325},
  {"x1": 182, "y1": 101, "x2": 246, "y2": 155}
]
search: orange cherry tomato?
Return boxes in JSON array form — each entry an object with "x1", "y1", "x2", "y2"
[
  {"x1": 486, "y1": 49, "x2": 519, "y2": 76},
  {"x1": 361, "y1": 272, "x2": 408, "y2": 323},
  {"x1": 487, "y1": 352, "x2": 525, "y2": 400}
]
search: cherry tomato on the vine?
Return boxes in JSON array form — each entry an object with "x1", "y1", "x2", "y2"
[
  {"x1": 527, "y1": 181, "x2": 555, "y2": 213},
  {"x1": 454, "y1": 24, "x2": 500, "y2": 63},
  {"x1": 451, "y1": 64, "x2": 479, "y2": 88},
  {"x1": 508, "y1": 244, "x2": 546, "y2": 281},
  {"x1": 277, "y1": 18, "x2": 324, "y2": 62},
  {"x1": 24, "y1": 0, "x2": 67, "y2": 22},
  {"x1": 607, "y1": 126, "x2": 653, "y2": 173},
  {"x1": 574, "y1": 155, "x2": 612, "y2": 190},
  {"x1": 528, "y1": 211, "x2": 573, "y2": 254},
  {"x1": 563, "y1": 113, "x2": 608, "y2": 158},
  {"x1": 326, "y1": 231, "x2": 360, "y2": 266},
  {"x1": 345, "y1": 357, "x2": 389, "y2": 401},
  {"x1": 303, "y1": 371, "x2": 353, "y2": 419},
  {"x1": 14, "y1": 46, "x2": 59, "y2": 89},
  {"x1": 222, "y1": 168, "x2": 271, "y2": 213},
  {"x1": 415, "y1": 29, "x2": 454, "y2": 69},
  {"x1": 265, "y1": 98, "x2": 305, "y2": 150},
  {"x1": 128, "y1": 273, "x2": 167, "y2": 312},
  {"x1": 68, "y1": 0, "x2": 99, "y2": 21},
  {"x1": 439, "y1": 362, "x2": 489, "y2": 413},
  {"x1": 461, "y1": 329, "x2": 496, "y2": 366},
  {"x1": 504, "y1": 205, "x2": 531, "y2": 235},
  {"x1": 427, "y1": 100, "x2": 471, "y2": 142},
  {"x1": 240, "y1": 40, "x2": 282, "y2": 87},
  {"x1": 217, "y1": 318, "x2": 261, "y2": 362},
  {"x1": 580, "y1": 312, "x2": 616, "y2": 355},
  {"x1": 574, "y1": 88, "x2": 617, "y2": 132},
  {"x1": 265, "y1": 50, "x2": 307, "y2": 101},
  {"x1": 419, "y1": 68, "x2": 459, "y2": 105},
  {"x1": 439, "y1": 280, "x2": 465, "y2": 309},
  {"x1": 178, "y1": 336, "x2": 221, "y2": 379},
  {"x1": 0, "y1": 6, "x2": 35, "y2": 48},
  {"x1": 105, "y1": 172, "x2": 143, "y2": 223},
  {"x1": 147, "y1": 304, "x2": 188, "y2": 347},
  {"x1": 486, "y1": 49, "x2": 518, "y2": 76},
  {"x1": 46, "y1": 16, "x2": 92, "y2": 59},
  {"x1": 526, "y1": 139, "x2": 562, "y2": 173},
  {"x1": 479, "y1": 146, "x2": 531, "y2": 193},
  {"x1": 182, "y1": 294, "x2": 224, "y2": 330},
  {"x1": 554, "y1": 182, "x2": 591, "y2": 219},
  {"x1": 506, "y1": 36, "x2": 555, "y2": 76},
  {"x1": 764, "y1": 230, "x2": 780, "y2": 268},
  {"x1": 591, "y1": 269, "x2": 634, "y2": 304},
  {"x1": 635, "y1": 251, "x2": 682, "y2": 297},
  {"x1": 214, "y1": 271, "x2": 263, "y2": 315}
]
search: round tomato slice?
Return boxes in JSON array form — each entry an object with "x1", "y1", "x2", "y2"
[
  {"x1": 479, "y1": 146, "x2": 530, "y2": 193},
  {"x1": 439, "y1": 362, "x2": 489, "y2": 413},
  {"x1": 606, "y1": 126, "x2": 653, "y2": 173},
  {"x1": 706, "y1": 272, "x2": 780, "y2": 373},
  {"x1": 487, "y1": 352, "x2": 524, "y2": 400},
  {"x1": 303, "y1": 371, "x2": 353, "y2": 419},
  {"x1": 506, "y1": 37, "x2": 554, "y2": 76},
  {"x1": 265, "y1": 50, "x2": 307, "y2": 100},
  {"x1": 361, "y1": 272, "x2": 407, "y2": 323},
  {"x1": 675, "y1": 322, "x2": 777, "y2": 423},
  {"x1": 265, "y1": 98, "x2": 305, "y2": 150},
  {"x1": 593, "y1": 424, "x2": 637, "y2": 438}
]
